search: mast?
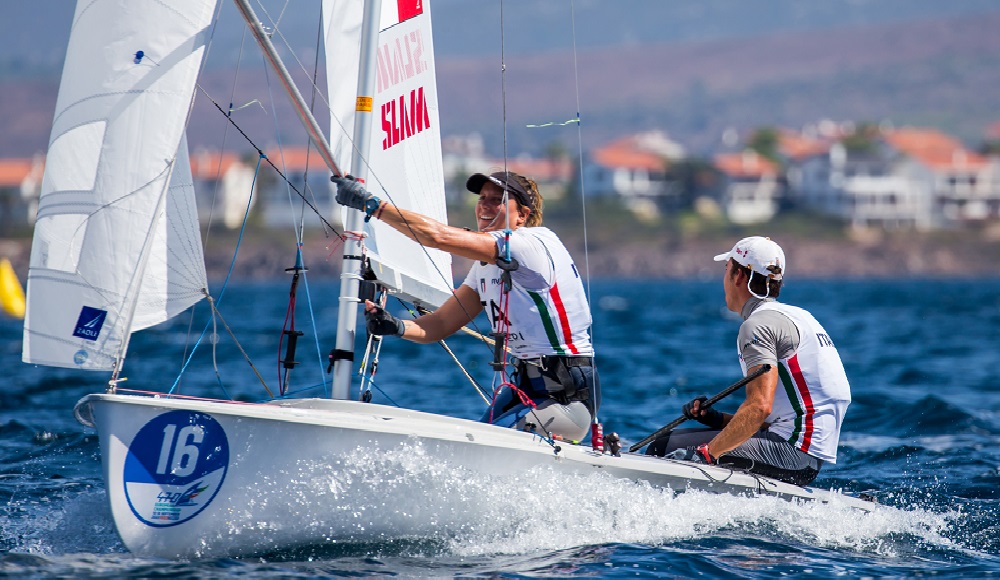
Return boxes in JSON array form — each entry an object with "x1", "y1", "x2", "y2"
[
  {"x1": 329, "y1": 0, "x2": 382, "y2": 399},
  {"x1": 234, "y1": 0, "x2": 380, "y2": 400}
]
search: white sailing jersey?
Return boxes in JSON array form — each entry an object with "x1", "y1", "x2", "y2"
[
  {"x1": 739, "y1": 302, "x2": 852, "y2": 463},
  {"x1": 462, "y1": 227, "x2": 593, "y2": 359}
]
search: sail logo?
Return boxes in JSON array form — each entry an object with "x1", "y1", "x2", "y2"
[
  {"x1": 376, "y1": 29, "x2": 427, "y2": 93},
  {"x1": 149, "y1": 481, "x2": 209, "y2": 522},
  {"x1": 396, "y1": 0, "x2": 424, "y2": 22},
  {"x1": 122, "y1": 410, "x2": 229, "y2": 527},
  {"x1": 381, "y1": 87, "x2": 431, "y2": 150},
  {"x1": 73, "y1": 306, "x2": 107, "y2": 341}
]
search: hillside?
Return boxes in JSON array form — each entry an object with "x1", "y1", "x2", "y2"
[
  {"x1": 2, "y1": 9, "x2": 999, "y2": 158},
  {"x1": 437, "y1": 11, "x2": 1000, "y2": 155}
]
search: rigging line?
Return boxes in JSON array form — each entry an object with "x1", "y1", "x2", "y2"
[
  {"x1": 168, "y1": 156, "x2": 267, "y2": 396},
  {"x1": 259, "y1": 44, "x2": 300, "y2": 237},
  {"x1": 267, "y1": 3, "x2": 325, "y2": 245},
  {"x1": 499, "y1": 0, "x2": 511, "y2": 233},
  {"x1": 208, "y1": 295, "x2": 234, "y2": 401},
  {"x1": 207, "y1": 293, "x2": 274, "y2": 398},
  {"x1": 402, "y1": 299, "x2": 492, "y2": 404},
  {"x1": 526, "y1": 118, "x2": 581, "y2": 128},
  {"x1": 437, "y1": 339, "x2": 491, "y2": 405},
  {"x1": 199, "y1": 91, "x2": 343, "y2": 238},
  {"x1": 199, "y1": 17, "x2": 249, "y2": 257},
  {"x1": 568, "y1": 0, "x2": 592, "y2": 305},
  {"x1": 294, "y1": 12, "x2": 332, "y2": 398},
  {"x1": 300, "y1": 276, "x2": 330, "y2": 398},
  {"x1": 256, "y1": 5, "x2": 330, "y2": 396},
  {"x1": 249, "y1": 0, "x2": 337, "y2": 134},
  {"x1": 272, "y1": 0, "x2": 291, "y2": 32},
  {"x1": 295, "y1": 9, "x2": 328, "y2": 240},
  {"x1": 177, "y1": 9, "x2": 243, "y2": 395},
  {"x1": 568, "y1": 0, "x2": 600, "y2": 429}
]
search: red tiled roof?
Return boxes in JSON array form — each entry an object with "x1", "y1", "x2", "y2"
[
  {"x1": 778, "y1": 130, "x2": 830, "y2": 160},
  {"x1": 190, "y1": 150, "x2": 243, "y2": 179},
  {"x1": 592, "y1": 140, "x2": 665, "y2": 172},
  {"x1": 592, "y1": 147, "x2": 664, "y2": 172},
  {"x1": 265, "y1": 146, "x2": 328, "y2": 172},
  {"x1": 883, "y1": 128, "x2": 987, "y2": 171},
  {"x1": 589, "y1": 132, "x2": 682, "y2": 172},
  {"x1": 484, "y1": 158, "x2": 574, "y2": 182},
  {"x1": 714, "y1": 151, "x2": 779, "y2": 178}
]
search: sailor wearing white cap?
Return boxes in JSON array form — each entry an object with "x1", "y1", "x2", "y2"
[{"x1": 646, "y1": 237, "x2": 852, "y2": 487}]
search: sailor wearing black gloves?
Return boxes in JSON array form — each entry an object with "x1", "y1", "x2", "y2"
[
  {"x1": 332, "y1": 174, "x2": 383, "y2": 222},
  {"x1": 330, "y1": 171, "x2": 600, "y2": 443},
  {"x1": 363, "y1": 303, "x2": 406, "y2": 337},
  {"x1": 682, "y1": 396, "x2": 726, "y2": 430}
]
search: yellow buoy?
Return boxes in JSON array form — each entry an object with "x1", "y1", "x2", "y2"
[{"x1": 0, "y1": 257, "x2": 26, "y2": 319}]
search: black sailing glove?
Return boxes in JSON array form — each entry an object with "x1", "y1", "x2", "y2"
[
  {"x1": 365, "y1": 305, "x2": 406, "y2": 337},
  {"x1": 682, "y1": 395, "x2": 725, "y2": 429},
  {"x1": 331, "y1": 175, "x2": 379, "y2": 216}
]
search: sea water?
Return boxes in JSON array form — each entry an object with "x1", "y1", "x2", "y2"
[{"x1": 2, "y1": 278, "x2": 1000, "y2": 577}]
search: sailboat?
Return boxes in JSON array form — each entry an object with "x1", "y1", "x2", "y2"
[{"x1": 23, "y1": 0, "x2": 874, "y2": 560}]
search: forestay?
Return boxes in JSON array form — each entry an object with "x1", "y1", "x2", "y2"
[
  {"x1": 22, "y1": 0, "x2": 215, "y2": 370},
  {"x1": 324, "y1": 0, "x2": 453, "y2": 309}
]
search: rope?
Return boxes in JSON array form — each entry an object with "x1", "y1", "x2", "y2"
[
  {"x1": 206, "y1": 294, "x2": 273, "y2": 398},
  {"x1": 170, "y1": 11, "x2": 243, "y2": 397},
  {"x1": 408, "y1": 302, "x2": 492, "y2": 404},
  {"x1": 199, "y1": 91, "x2": 342, "y2": 237},
  {"x1": 567, "y1": 1, "x2": 600, "y2": 430},
  {"x1": 168, "y1": 155, "x2": 267, "y2": 397}
]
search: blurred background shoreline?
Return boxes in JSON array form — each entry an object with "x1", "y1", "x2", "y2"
[{"x1": 4, "y1": 214, "x2": 997, "y2": 281}]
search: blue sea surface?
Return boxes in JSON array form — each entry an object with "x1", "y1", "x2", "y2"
[{"x1": 2, "y1": 278, "x2": 1000, "y2": 577}]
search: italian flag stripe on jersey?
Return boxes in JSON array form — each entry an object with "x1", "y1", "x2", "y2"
[
  {"x1": 778, "y1": 356, "x2": 816, "y2": 452},
  {"x1": 527, "y1": 283, "x2": 579, "y2": 355}
]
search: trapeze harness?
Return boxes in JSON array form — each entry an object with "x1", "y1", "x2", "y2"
[
  {"x1": 462, "y1": 227, "x2": 597, "y2": 413},
  {"x1": 742, "y1": 302, "x2": 852, "y2": 464}
]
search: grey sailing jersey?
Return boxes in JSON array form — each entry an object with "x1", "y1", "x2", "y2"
[{"x1": 737, "y1": 297, "x2": 800, "y2": 369}]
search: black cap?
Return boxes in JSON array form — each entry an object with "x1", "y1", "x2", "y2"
[{"x1": 466, "y1": 172, "x2": 533, "y2": 211}]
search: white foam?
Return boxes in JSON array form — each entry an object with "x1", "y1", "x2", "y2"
[
  {"x1": 2, "y1": 442, "x2": 964, "y2": 561},
  {"x1": 1, "y1": 489, "x2": 124, "y2": 556},
  {"x1": 290, "y1": 441, "x2": 963, "y2": 558}
]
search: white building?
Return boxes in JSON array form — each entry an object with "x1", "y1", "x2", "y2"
[
  {"x1": 258, "y1": 147, "x2": 339, "y2": 231},
  {"x1": 786, "y1": 127, "x2": 999, "y2": 229},
  {"x1": 190, "y1": 149, "x2": 258, "y2": 230},
  {"x1": 713, "y1": 150, "x2": 781, "y2": 224},
  {"x1": 580, "y1": 130, "x2": 686, "y2": 216}
]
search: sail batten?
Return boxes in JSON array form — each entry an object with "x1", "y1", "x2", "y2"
[{"x1": 22, "y1": 0, "x2": 215, "y2": 370}]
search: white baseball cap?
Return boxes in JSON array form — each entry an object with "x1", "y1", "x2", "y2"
[{"x1": 714, "y1": 236, "x2": 786, "y2": 280}]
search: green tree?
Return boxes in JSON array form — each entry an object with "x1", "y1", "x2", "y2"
[
  {"x1": 747, "y1": 127, "x2": 780, "y2": 163},
  {"x1": 841, "y1": 122, "x2": 880, "y2": 154},
  {"x1": 665, "y1": 158, "x2": 721, "y2": 206}
]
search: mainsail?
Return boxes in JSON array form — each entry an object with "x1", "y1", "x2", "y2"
[
  {"x1": 324, "y1": 0, "x2": 453, "y2": 309},
  {"x1": 22, "y1": 0, "x2": 215, "y2": 370}
]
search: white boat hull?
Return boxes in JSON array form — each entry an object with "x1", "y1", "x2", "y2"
[{"x1": 75, "y1": 393, "x2": 873, "y2": 559}]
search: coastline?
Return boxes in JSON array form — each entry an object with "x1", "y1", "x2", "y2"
[{"x1": 4, "y1": 224, "x2": 999, "y2": 282}]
